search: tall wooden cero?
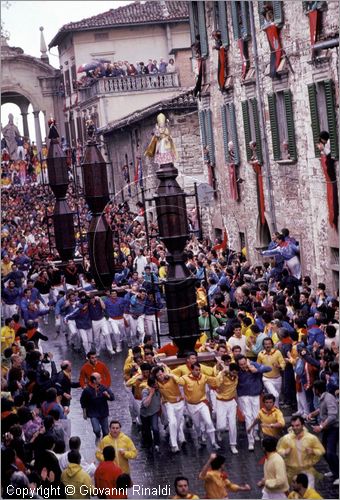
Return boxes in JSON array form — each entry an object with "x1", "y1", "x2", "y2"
[
  {"x1": 47, "y1": 119, "x2": 76, "y2": 261},
  {"x1": 154, "y1": 160, "x2": 200, "y2": 357},
  {"x1": 81, "y1": 122, "x2": 114, "y2": 289}
]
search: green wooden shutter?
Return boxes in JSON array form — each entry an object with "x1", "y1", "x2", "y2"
[
  {"x1": 205, "y1": 110, "x2": 215, "y2": 165},
  {"x1": 283, "y1": 89, "x2": 297, "y2": 161},
  {"x1": 324, "y1": 79, "x2": 339, "y2": 159},
  {"x1": 199, "y1": 110, "x2": 209, "y2": 162},
  {"x1": 307, "y1": 83, "x2": 321, "y2": 157},
  {"x1": 258, "y1": 1, "x2": 266, "y2": 29},
  {"x1": 221, "y1": 105, "x2": 229, "y2": 162},
  {"x1": 199, "y1": 110, "x2": 207, "y2": 146},
  {"x1": 197, "y1": 1, "x2": 208, "y2": 57},
  {"x1": 268, "y1": 93, "x2": 281, "y2": 161},
  {"x1": 188, "y1": 2, "x2": 197, "y2": 46},
  {"x1": 228, "y1": 103, "x2": 240, "y2": 165},
  {"x1": 251, "y1": 97, "x2": 263, "y2": 164},
  {"x1": 273, "y1": 1, "x2": 284, "y2": 26},
  {"x1": 218, "y1": 1, "x2": 229, "y2": 47},
  {"x1": 231, "y1": 1, "x2": 241, "y2": 40},
  {"x1": 240, "y1": 1, "x2": 251, "y2": 40},
  {"x1": 242, "y1": 100, "x2": 252, "y2": 161}
]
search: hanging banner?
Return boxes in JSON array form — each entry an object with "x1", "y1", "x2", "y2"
[
  {"x1": 217, "y1": 47, "x2": 227, "y2": 91},
  {"x1": 320, "y1": 155, "x2": 339, "y2": 229},
  {"x1": 264, "y1": 24, "x2": 283, "y2": 78},
  {"x1": 252, "y1": 162, "x2": 266, "y2": 226},
  {"x1": 229, "y1": 163, "x2": 239, "y2": 201}
]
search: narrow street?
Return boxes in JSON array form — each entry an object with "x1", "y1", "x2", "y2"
[{"x1": 44, "y1": 319, "x2": 337, "y2": 499}]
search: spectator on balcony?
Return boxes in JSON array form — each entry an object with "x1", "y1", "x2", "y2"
[
  {"x1": 152, "y1": 60, "x2": 159, "y2": 73},
  {"x1": 139, "y1": 62, "x2": 149, "y2": 75},
  {"x1": 123, "y1": 61, "x2": 130, "y2": 73},
  {"x1": 158, "y1": 58, "x2": 168, "y2": 74},
  {"x1": 127, "y1": 64, "x2": 137, "y2": 76},
  {"x1": 105, "y1": 64, "x2": 114, "y2": 77},
  {"x1": 167, "y1": 58, "x2": 176, "y2": 73},
  {"x1": 117, "y1": 61, "x2": 127, "y2": 76},
  {"x1": 146, "y1": 59, "x2": 157, "y2": 74}
]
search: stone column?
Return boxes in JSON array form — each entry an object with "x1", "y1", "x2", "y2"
[
  {"x1": 33, "y1": 110, "x2": 42, "y2": 151},
  {"x1": 21, "y1": 111, "x2": 30, "y2": 139},
  {"x1": 42, "y1": 111, "x2": 49, "y2": 143}
]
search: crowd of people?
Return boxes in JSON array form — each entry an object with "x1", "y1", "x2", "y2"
[
  {"x1": 1, "y1": 139, "x2": 49, "y2": 188},
  {"x1": 75, "y1": 58, "x2": 176, "y2": 90},
  {"x1": 1, "y1": 157, "x2": 339, "y2": 499}
]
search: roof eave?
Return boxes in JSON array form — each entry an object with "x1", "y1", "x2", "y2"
[{"x1": 48, "y1": 18, "x2": 188, "y2": 49}]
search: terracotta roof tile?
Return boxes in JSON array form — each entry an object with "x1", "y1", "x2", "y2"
[{"x1": 49, "y1": 1, "x2": 189, "y2": 47}]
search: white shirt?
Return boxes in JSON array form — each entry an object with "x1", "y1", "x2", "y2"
[
  {"x1": 228, "y1": 334, "x2": 247, "y2": 355},
  {"x1": 134, "y1": 255, "x2": 148, "y2": 277}
]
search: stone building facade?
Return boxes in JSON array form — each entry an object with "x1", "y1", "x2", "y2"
[
  {"x1": 188, "y1": 0, "x2": 339, "y2": 292},
  {"x1": 48, "y1": 1, "x2": 195, "y2": 147}
]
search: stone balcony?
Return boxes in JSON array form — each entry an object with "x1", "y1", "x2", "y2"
[{"x1": 78, "y1": 72, "x2": 180, "y2": 102}]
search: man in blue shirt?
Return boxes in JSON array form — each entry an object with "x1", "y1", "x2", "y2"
[
  {"x1": 1, "y1": 280, "x2": 20, "y2": 319},
  {"x1": 103, "y1": 290, "x2": 126, "y2": 353},
  {"x1": 235, "y1": 355, "x2": 272, "y2": 451},
  {"x1": 130, "y1": 288, "x2": 147, "y2": 346},
  {"x1": 88, "y1": 295, "x2": 115, "y2": 356}
]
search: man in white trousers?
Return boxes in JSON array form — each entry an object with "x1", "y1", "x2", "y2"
[
  {"x1": 88, "y1": 295, "x2": 115, "y2": 356},
  {"x1": 153, "y1": 366, "x2": 185, "y2": 453},
  {"x1": 257, "y1": 337, "x2": 286, "y2": 406},
  {"x1": 236, "y1": 355, "x2": 272, "y2": 451},
  {"x1": 65, "y1": 299, "x2": 93, "y2": 354},
  {"x1": 103, "y1": 289, "x2": 126, "y2": 352},
  {"x1": 176, "y1": 363, "x2": 222, "y2": 450},
  {"x1": 129, "y1": 288, "x2": 147, "y2": 346},
  {"x1": 1, "y1": 280, "x2": 20, "y2": 319},
  {"x1": 214, "y1": 362, "x2": 239, "y2": 454}
]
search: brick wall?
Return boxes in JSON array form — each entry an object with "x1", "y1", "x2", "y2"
[{"x1": 174, "y1": 49, "x2": 196, "y2": 87}]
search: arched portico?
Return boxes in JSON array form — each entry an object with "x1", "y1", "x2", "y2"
[{"x1": 1, "y1": 35, "x2": 64, "y2": 150}]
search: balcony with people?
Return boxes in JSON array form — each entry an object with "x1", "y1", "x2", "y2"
[{"x1": 76, "y1": 57, "x2": 180, "y2": 102}]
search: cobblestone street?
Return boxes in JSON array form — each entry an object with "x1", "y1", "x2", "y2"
[{"x1": 44, "y1": 319, "x2": 338, "y2": 499}]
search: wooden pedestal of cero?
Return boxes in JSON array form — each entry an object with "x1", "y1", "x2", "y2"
[{"x1": 156, "y1": 351, "x2": 217, "y2": 368}]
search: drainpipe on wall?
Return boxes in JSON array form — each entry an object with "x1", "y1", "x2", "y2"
[
  {"x1": 166, "y1": 24, "x2": 173, "y2": 55},
  {"x1": 248, "y1": 1, "x2": 277, "y2": 233}
]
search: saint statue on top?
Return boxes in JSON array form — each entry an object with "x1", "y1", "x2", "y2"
[{"x1": 144, "y1": 113, "x2": 177, "y2": 165}]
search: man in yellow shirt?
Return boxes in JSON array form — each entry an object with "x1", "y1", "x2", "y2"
[
  {"x1": 1, "y1": 256, "x2": 13, "y2": 278},
  {"x1": 277, "y1": 415, "x2": 325, "y2": 487},
  {"x1": 247, "y1": 393, "x2": 285, "y2": 439},
  {"x1": 257, "y1": 436, "x2": 289, "y2": 499},
  {"x1": 288, "y1": 473, "x2": 323, "y2": 499},
  {"x1": 1, "y1": 318, "x2": 15, "y2": 353},
  {"x1": 199, "y1": 453, "x2": 250, "y2": 499},
  {"x1": 153, "y1": 366, "x2": 185, "y2": 453},
  {"x1": 172, "y1": 352, "x2": 214, "y2": 377},
  {"x1": 214, "y1": 362, "x2": 239, "y2": 454},
  {"x1": 172, "y1": 476, "x2": 199, "y2": 499},
  {"x1": 257, "y1": 337, "x2": 286, "y2": 406},
  {"x1": 95, "y1": 420, "x2": 137, "y2": 473},
  {"x1": 175, "y1": 363, "x2": 222, "y2": 449},
  {"x1": 125, "y1": 362, "x2": 151, "y2": 425}
]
